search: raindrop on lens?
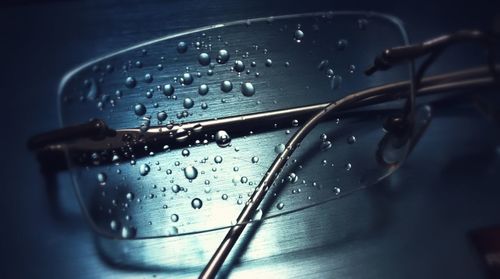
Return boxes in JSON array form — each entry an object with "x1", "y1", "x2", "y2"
[
  {"x1": 191, "y1": 198, "x2": 203, "y2": 209},
  {"x1": 184, "y1": 165, "x2": 198, "y2": 180},
  {"x1": 221, "y1": 80, "x2": 233, "y2": 92},
  {"x1": 215, "y1": 130, "x2": 231, "y2": 147},
  {"x1": 134, "y1": 103, "x2": 146, "y2": 116},
  {"x1": 241, "y1": 82, "x2": 255, "y2": 97}
]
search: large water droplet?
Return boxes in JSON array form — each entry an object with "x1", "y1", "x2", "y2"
[
  {"x1": 134, "y1": 103, "x2": 146, "y2": 116},
  {"x1": 125, "y1": 77, "x2": 136, "y2": 88},
  {"x1": 183, "y1": 97, "x2": 194, "y2": 109},
  {"x1": 180, "y1": 73, "x2": 193, "y2": 85},
  {"x1": 274, "y1": 143, "x2": 285, "y2": 154},
  {"x1": 163, "y1": 84, "x2": 175, "y2": 96},
  {"x1": 294, "y1": 29, "x2": 304, "y2": 42},
  {"x1": 198, "y1": 84, "x2": 209, "y2": 95},
  {"x1": 198, "y1": 52, "x2": 211, "y2": 66},
  {"x1": 215, "y1": 130, "x2": 231, "y2": 147},
  {"x1": 216, "y1": 49, "x2": 230, "y2": 64},
  {"x1": 139, "y1": 164, "x2": 150, "y2": 176},
  {"x1": 221, "y1": 80, "x2": 233, "y2": 92},
  {"x1": 157, "y1": 111, "x2": 168, "y2": 121},
  {"x1": 241, "y1": 82, "x2": 255, "y2": 97},
  {"x1": 184, "y1": 165, "x2": 198, "y2": 180},
  {"x1": 177, "y1": 41, "x2": 188, "y2": 53},
  {"x1": 191, "y1": 198, "x2": 203, "y2": 209},
  {"x1": 233, "y1": 60, "x2": 245, "y2": 72}
]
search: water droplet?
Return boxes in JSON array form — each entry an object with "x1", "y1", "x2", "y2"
[
  {"x1": 134, "y1": 103, "x2": 146, "y2": 116},
  {"x1": 216, "y1": 49, "x2": 230, "y2": 64},
  {"x1": 110, "y1": 220, "x2": 119, "y2": 230},
  {"x1": 121, "y1": 226, "x2": 137, "y2": 239},
  {"x1": 318, "y1": 59, "x2": 329, "y2": 71},
  {"x1": 182, "y1": 149, "x2": 190, "y2": 157},
  {"x1": 320, "y1": 140, "x2": 332, "y2": 151},
  {"x1": 274, "y1": 143, "x2": 285, "y2": 154},
  {"x1": 183, "y1": 97, "x2": 194, "y2": 109},
  {"x1": 184, "y1": 165, "x2": 198, "y2": 180},
  {"x1": 358, "y1": 18, "x2": 368, "y2": 30},
  {"x1": 214, "y1": 155, "x2": 223, "y2": 164},
  {"x1": 292, "y1": 119, "x2": 299, "y2": 127},
  {"x1": 195, "y1": 52, "x2": 210, "y2": 66},
  {"x1": 139, "y1": 164, "x2": 150, "y2": 176},
  {"x1": 172, "y1": 184, "x2": 181, "y2": 193},
  {"x1": 240, "y1": 176, "x2": 248, "y2": 183},
  {"x1": 220, "y1": 80, "x2": 233, "y2": 92},
  {"x1": 180, "y1": 73, "x2": 193, "y2": 85},
  {"x1": 221, "y1": 194, "x2": 228, "y2": 200},
  {"x1": 287, "y1": 172, "x2": 298, "y2": 183},
  {"x1": 177, "y1": 41, "x2": 188, "y2": 53},
  {"x1": 294, "y1": 29, "x2": 304, "y2": 42},
  {"x1": 265, "y1": 58, "x2": 273, "y2": 67},
  {"x1": 241, "y1": 82, "x2": 255, "y2": 97},
  {"x1": 333, "y1": 187, "x2": 341, "y2": 195},
  {"x1": 170, "y1": 214, "x2": 179, "y2": 222},
  {"x1": 144, "y1": 73, "x2": 153, "y2": 83},
  {"x1": 201, "y1": 102, "x2": 208, "y2": 109},
  {"x1": 126, "y1": 192, "x2": 134, "y2": 201},
  {"x1": 198, "y1": 84, "x2": 209, "y2": 95},
  {"x1": 97, "y1": 172, "x2": 107, "y2": 185},
  {"x1": 251, "y1": 156, "x2": 259, "y2": 163},
  {"x1": 345, "y1": 163, "x2": 352, "y2": 171},
  {"x1": 157, "y1": 111, "x2": 167, "y2": 121},
  {"x1": 348, "y1": 64, "x2": 356, "y2": 74},
  {"x1": 191, "y1": 198, "x2": 203, "y2": 209},
  {"x1": 347, "y1": 135, "x2": 356, "y2": 144},
  {"x1": 215, "y1": 130, "x2": 231, "y2": 147},
  {"x1": 125, "y1": 77, "x2": 136, "y2": 88},
  {"x1": 163, "y1": 84, "x2": 175, "y2": 96},
  {"x1": 276, "y1": 202, "x2": 284, "y2": 210},
  {"x1": 331, "y1": 75, "x2": 342, "y2": 90},
  {"x1": 233, "y1": 60, "x2": 245, "y2": 72},
  {"x1": 336, "y1": 39, "x2": 348, "y2": 50}
]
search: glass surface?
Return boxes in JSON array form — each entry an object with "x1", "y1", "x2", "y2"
[{"x1": 58, "y1": 12, "x2": 411, "y2": 239}]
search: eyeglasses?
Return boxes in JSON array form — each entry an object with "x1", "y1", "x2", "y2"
[{"x1": 27, "y1": 11, "x2": 498, "y2": 278}]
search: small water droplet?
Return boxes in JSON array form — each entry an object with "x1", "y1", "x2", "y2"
[
  {"x1": 214, "y1": 155, "x2": 223, "y2": 164},
  {"x1": 293, "y1": 29, "x2": 304, "y2": 42},
  {"x1": 170, "y1": 214, "x2": 179, "y2": 222},
  {"x1": 233, "y1": 60, "x2": 245, "y2": 72},
  {"x1": 347, "y1": 135, "x2": 356, "y2": 144},
  {"x1": 181, "y1": 149, "x2": 190, "y2": 157},
  {"x1": 126, "y1": 192, "x2": 134, "y2": 201},
  {"x1": 345, "y1": 163, "x2": 352, "y2": 171},
  {"x1": 222, "y1": 194, "x2": 228, "y2": 200},
  {"x1": 331, "y1": 75, "x2": 342, "y2": 90},
  {"x1": 336, "y1": 39, "x2": 348, "y2": 50},
  {"x1": 97, "y1": 172, "x2": 107, "y2": 185},
  {"x1": 121, "y1": 226, "x2": 137, "y2": 239},
  {"x1": 133, "y1": 103, "x2": 146, "y2": 116},
  {"x1": 180, "y1": 73, "x2": 193, "y2": 85},
  {"x1": 240, "y1": 176, "x2": 248, "y2": 183},
  {"x1": 251, "y1": 156, "x2": 259, "y2": 163},
  {"x1": 157, "y1": 111, "x2": 167, "y2": 121},
  {"x1": 276, "y1": 202, "x2": 284, "y2": 210},
  {"x1": 265, "y1": 58, "x2": 273, "y2": 67},
  {"x1": 191, "y1": 198, "x2": 203, "y2": 209},
  {"x1": 172, "y1": 184, "x2": 181, "y2": 193}
]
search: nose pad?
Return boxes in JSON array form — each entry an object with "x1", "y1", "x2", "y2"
[{"x1": 376, "y1": 105, "x2": 433, "y2": 167}]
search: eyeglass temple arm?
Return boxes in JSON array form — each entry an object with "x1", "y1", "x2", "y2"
[
  {"x1": 27, "y1": 119, "x2": 115, "y2": 151},
  {"x1": 365, "y1": 29, "x2": 498, "y2": 76}
]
